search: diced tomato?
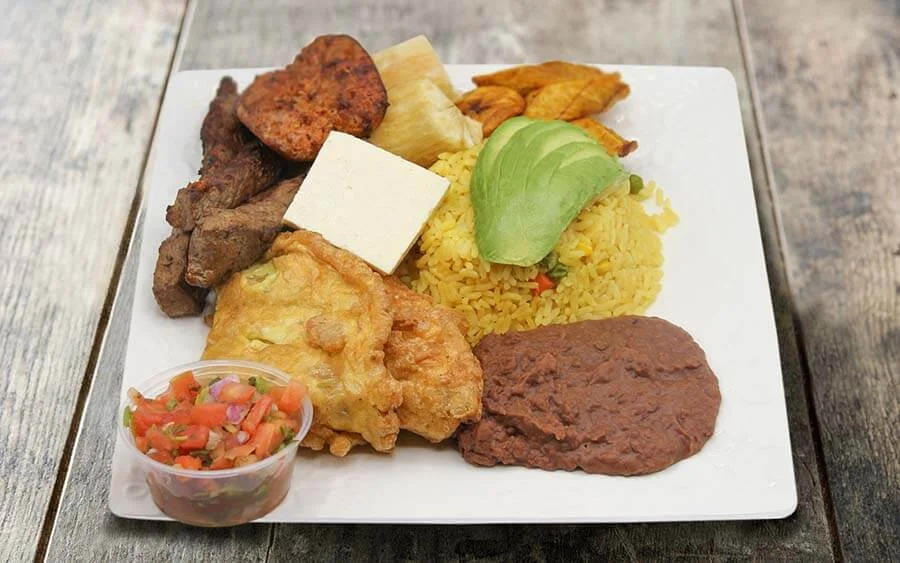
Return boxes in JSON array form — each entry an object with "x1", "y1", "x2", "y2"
[
  {"x1": 270, "y1": 419, "x2": 299, "y2": 442},
  {"x1": 161, "y1": 403, "x2": 192, "y2": 426},
  {"x1": 173, "y1": 455, "x2": 203, "y2": 470},
  {"x1": 209, "y1": 456, "x2": 234, "y2": 470},
  {"x1": 225, "y1": 444, "x2": 256, "y2": 460},
  {"x1": 170, "y1": 371, "x2": 200, "y2": 402},
  {"x1": 275, "y1": 380, "x2": 307, "y2": 416},
  {"x1": 158, "y1": 389, "x2": 178, "y2": 405},
  {"x1": 218, "y1": 383, "x2": 256, "y2": 403},
  {"x1": 223, "y1": 432, "x2": 243, "y2": 450},
  {"x1": 147, "y1": 449, "x2": 174, "y2": 465},
  {"x1": 241, "y1": 395, "x2": 273, "y2": 434},
  {"x1": 146, "y1": 426, "x2": 176, "y2": 453},
  {"x1": 134, "y1": 436, "x2": 149, "y2": 453},
  {"x1": 132, "y1": 407, "x2": 164, "y2": 436},
  {"x1": 250, "y1": 422, "x2": 282, "y2": 458},
  {"x1": 267, "y1": 385, "x2": 284, "y2": 404},
  {"x1": 531, "y1": 272, "x2": 556, "y2": 296},
  {"x1": 190, "y1": 402, "x2": 228, "y2": 427},
  {"x1": 178, "y1": 425, "x2": 209, "y2": 452}
]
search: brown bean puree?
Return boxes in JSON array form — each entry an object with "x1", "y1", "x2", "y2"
[{"x1": 457, "y1": 316, "x2": 721, "y2": 475}]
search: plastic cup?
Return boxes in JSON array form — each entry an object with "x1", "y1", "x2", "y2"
[{"x1": 117, "y1": 360, "x2": 313, "y2": 527}]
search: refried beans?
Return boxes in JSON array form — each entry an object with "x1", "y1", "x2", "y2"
[{"x1": 456, "y1": 316, "x2": 721, "y2": 476}]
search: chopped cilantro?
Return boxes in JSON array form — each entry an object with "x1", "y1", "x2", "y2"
[
  {"x1": 122, "y1": 406, "x2": 133, "y2": 430},
  {"x1": 249, "y1": 376, "x2": 269, "y2": 394},
  {"x1": 280, "y1": 425, "x2": 296, "y2": 442}
]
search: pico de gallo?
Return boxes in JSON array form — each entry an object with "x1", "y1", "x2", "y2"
[{"x1": 123, "y1": 370, "x2": 307, "y2": 471}]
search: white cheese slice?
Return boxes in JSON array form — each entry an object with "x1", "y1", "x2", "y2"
[{"x1": 282, "y1": 131, "x2": 450, "y2": 274}]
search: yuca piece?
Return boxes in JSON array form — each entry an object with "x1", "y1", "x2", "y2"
[
  {"x1": 238, "y1": 35, "x2": 388, "y2": 161},
  {"x1": 524, "y1": 76, "x2": 630, "y2": 121},
  {"x1": 570, "y1": 117, "x2": 638, "y2": 157},
  {"x1": 185, "y1": 176, "x2": 302, "y2": 288},
  {"x1": 369, "y1": 78, "x2": 482, "y2": 167},
  {"x1": 473, "y1": 61, "x2": 613, "y2": 95},
  {"x1": 373, "y1": 35, "x2": 457, "y2": 100},
  {"x1": 456, "y1": 86, "x2": 526, "y2": 136}
]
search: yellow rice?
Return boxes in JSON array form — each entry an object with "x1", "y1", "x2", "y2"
[{"x1": 404, "y1": 143, "x2": 678, "y2": 344}]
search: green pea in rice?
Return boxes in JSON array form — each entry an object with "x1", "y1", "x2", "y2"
[{"x1": 404, "y1": 143, "x2": 678, "y2": 344}]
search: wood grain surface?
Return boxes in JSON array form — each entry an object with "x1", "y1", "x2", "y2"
[
  {"x1": 743, "y1": 0, "x2": 900, "y2": 559},
  {"x1": 0, "y1": 1, "x2": 186, "y2": 561},
  {"x1": 43, "y1": 0, "x2": 842, "y2": 561}
]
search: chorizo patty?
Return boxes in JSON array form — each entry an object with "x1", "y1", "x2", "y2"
[{"x1": 237, "y1": 34, "x2": 388, "y2": 161}]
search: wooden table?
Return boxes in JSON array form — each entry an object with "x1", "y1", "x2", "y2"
[{"x1": 2, "y1": 0, "x2": 896, "y2": 560}]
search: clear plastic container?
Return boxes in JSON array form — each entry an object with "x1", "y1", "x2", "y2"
[{"x1": 118, "y1": 360, "x2": 313, "y2": 527}]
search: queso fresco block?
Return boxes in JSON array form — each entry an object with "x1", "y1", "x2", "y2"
[{"x1": 282, "y1": 131, "x2": 450, "y2": 273}]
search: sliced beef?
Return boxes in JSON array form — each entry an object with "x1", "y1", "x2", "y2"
[
  {"x1": 199, "y1": 77, "x2": 247, "y2": 176},
  {"x1": 166, "y1": 140, "x2": 283, "y2": 231},
  {"x1": 152, "y1": 231, "x2": 208, "y2": 317},
  {"x1": 184, "y1": 175, "x2": 302, "y2": 288}
]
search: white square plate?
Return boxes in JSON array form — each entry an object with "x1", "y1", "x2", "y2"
[{"x1": 110, "y1": 65, "x2": 796, "y2": 523}]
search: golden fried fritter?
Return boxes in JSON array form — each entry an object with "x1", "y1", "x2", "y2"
[
  {"x1": 382, "y1": 276, "x2": 483, "y2": 442},
  {"x1": 203, "y1": 230, "x2": 402, "y2": 456},
  {"x1": 237, "y1": 35, "x2": 389, "y2": 161}
]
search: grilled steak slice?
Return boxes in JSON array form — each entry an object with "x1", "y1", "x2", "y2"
[
  {"x1": 199, "y1": 77, "x2": 247, "y2": 176},
  {"x1": 237, "y1": 35, "x2": 388, "y2": 161},
  {"x1": 185, "y1": 175, "x2": 302, "y2": 288},
  {"x1": 166, "y1": 140, "x2": 283, "y2": 231},
  {"x1": 152, "y1": 230, "x2": 208, "y2": 317}
]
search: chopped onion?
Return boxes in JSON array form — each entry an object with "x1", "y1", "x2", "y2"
[
  {"x1": 226, "y1": 403, "x2": 248, "y2": 424},
  {"x1": 236, "y1": 431, "x2": 250, "y2": 445},
  {"x1": 205, "y1": 431, "x2": 221, "y2": 450},
  {"x1": 209, "y1": 374, "x2": 239, "y2": 399}
]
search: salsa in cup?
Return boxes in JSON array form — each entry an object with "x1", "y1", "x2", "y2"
[{"x1": 119, "y1": 360, "x2": 313, "y2": 526}]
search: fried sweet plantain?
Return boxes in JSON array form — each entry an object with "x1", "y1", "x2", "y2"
[
  {"x1": 569, "y1": 117, "x2": 638, "y2": 157},
  {"x1": 455, "y1": 86, "x2": 526, "y2": 136},
  {"x1": 524, "y1": 76, "x2": 630, "y2": 121},
  {"x1": 472, "y1": 61, "x2": 613, "y2": 95},
  {"x1": 238, "y1": 35, "x2": 389, "y2": 161}
]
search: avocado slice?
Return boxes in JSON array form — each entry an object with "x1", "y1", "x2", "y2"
[
  {"x1": 471, "y1": 118, "x2": 629, "y2": 266},
  {"x1": 472, "y1": 116, "x2": 532, "y2": 192}
]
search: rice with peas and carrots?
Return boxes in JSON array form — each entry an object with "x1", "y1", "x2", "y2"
[{"x1": 400, "y1": 143, "x2": 678, "y2": 344}]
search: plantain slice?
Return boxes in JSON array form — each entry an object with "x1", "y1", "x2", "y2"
[
  {"x1": 456, "y1": 86, "x2": 526, "y2": 136},
  {"x1": 570, "y1": 117, "x2": 638, "y2": 157},
  {"x1": 524, "y1": 76, "x2": 630, "y2": 121},
  {"x1": 472, "y1": 61, "x2": 614, "y2": 95}
]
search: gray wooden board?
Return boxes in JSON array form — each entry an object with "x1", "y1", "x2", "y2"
[
  {"x1": 45, "y1": 0, "x2": 836, "y2": 560},
  {"x1": 0, "y1": 0, "x2": 185, "y2": 561},
  {"x1": 742, "y1": 0, "x2": 900, "y2": 559}
]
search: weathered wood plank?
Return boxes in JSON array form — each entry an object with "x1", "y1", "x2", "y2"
[
  {"x1": 44, "y1": 215, "x2": 271, "y2": 561},
  {"x1": 0, "y1": 1, "x2": 185, "y2": 561},
  {"x1": 741, "y1": 0, "x2": 900, "y2": 559},
  {"x1": 46, "y1": 0, "x2": 834, "y2": 560}
]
